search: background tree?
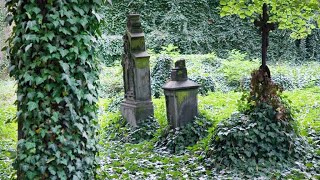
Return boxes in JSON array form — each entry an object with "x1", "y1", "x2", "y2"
[
  {"x1": 219, "y1": 0, "x2": 320, "y2": 39},
  {"x1": 100, "y1": 0, "x2": 320, "y2": 66},
  {"x1": 5, "y1": 0, "x2": 103, "y2": 179}
]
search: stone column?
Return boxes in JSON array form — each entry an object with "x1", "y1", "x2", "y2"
[
  {"x1": 162, "y1": 60, "x2": 200, "y2": 128},
  {"x1": 120, "y1": 14, "x2": 154, "y2": 127}
]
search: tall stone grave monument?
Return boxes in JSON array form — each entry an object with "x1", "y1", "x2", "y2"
[
  {"x1": 121, "y1": 14, "x2": 154, "y2": 127},
  {"x1": 162, "y1": 59, "x2": 200, "y2": 128}
]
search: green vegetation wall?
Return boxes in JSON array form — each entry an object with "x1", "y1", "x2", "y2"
[
  {"x1": 0, "y1": 1, "x2": 8, "y2": 75},
  {"x1": 101, "y1": 0, "x2": 320, "y2": 62},
  {"x1": 5, "y1": 0, "x2": 102, "y2": 179}
]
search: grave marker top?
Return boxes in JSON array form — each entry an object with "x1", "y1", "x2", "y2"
[{"x1": 254, "y1": 3, "x2": 276, "y2": 77}]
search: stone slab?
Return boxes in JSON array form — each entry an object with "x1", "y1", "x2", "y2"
[{"x1": 120, "y1": 100, "x2": 154, "y2": 127}]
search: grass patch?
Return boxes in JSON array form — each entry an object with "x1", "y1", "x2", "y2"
[
  {"x1": 284, "y1": 87, "x2": 320, "y2": 134},
  {"x1": 0, "y1": 80, "x2": 17, "y2": 141}
]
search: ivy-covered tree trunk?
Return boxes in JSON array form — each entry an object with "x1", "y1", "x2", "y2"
[{"x1": 5, "y1": 0, "x2": 102, "y2": 179}]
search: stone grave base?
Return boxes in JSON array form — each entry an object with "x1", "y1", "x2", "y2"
[{"x1": 120, "y1": 100, "x2": 154, "y2": 127}]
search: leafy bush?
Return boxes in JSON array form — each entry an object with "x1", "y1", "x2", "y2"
[
  {"x1": 96, "y1": 35, "x2": 123, "y2": 66},
  {"x1": 99, "y1": 64, "x2": 123, "y2": 98},
  {"x1": 104, "y1": 116, "x2": 159, "y2": 144},
  {"x1": 220, "y1": 61, "x2": 258, "y2": 90},
  {"x1": 155, "y1": 115, "x2": 212, "y2": 153},
  {"x1": 270, "y1": 61, "x2": 320, "y2": 89},
  {"x1": 189, "y1": 75, "x2": 215, "y2": 96},
  {"x1": 272, "y1": 74, "x2": 295, "y2": 90},
  {"x1": 151, "y1": 55, "x2": 172, "y2": 98},
  {"x1": 206, "y1": 69, "x2": 301, "y2": 174},
  {"x1": 0, "y1": 141, "x2": 16, "y2": 180},
  {"x1": 241, "y1": 74, "x2": 295, "y2": 91},
  {"x1": 106, "y1": 94, "x2": 124, "y2": 113},
  {"x1": 206, "y1": 105, "x2": 300, "y2": 170}
]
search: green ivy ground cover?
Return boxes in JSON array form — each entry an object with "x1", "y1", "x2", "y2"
[
  {"x1": 1, "y1": 54, "x2": 320, "y2": 179},
  {"x1": 1, "y1": 86, "x2": 319, "y2": 179}
]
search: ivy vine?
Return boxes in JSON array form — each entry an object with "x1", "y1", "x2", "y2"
[{"x1": 5, "y1": 0, "x2": 103, "y2": 179}]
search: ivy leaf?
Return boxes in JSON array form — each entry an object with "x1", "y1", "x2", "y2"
[
  {"x1": 73, "y1": 5, "x2": 85, "y2": 16},
  {"x1": 48, "y1": 166, "x2": 56, "y2": 175},
  {"x1": 49, "y1": 143, "x2": 58, "y2": 152},
  {"x1": 92, "y1": 10, "x2": 103, "y2": 22},
  {"x1": 45, "y1": 31, "x2": 55, "y2": 41},
  {"x1": 58, "y1": 171, "x2": 67, "y2": 179},
  {"x1": 47, "y1": 44, "x2": 57, "y2": 53},
  {"x1": 25, "y1": 142, "x2": 36, "y2": 150},
  {"x1": 46, "y1": 157, "x2": 56, "y2": 164},
  {"x1": 27, "y1": 102, "x2": 38, "y2": 111},
  {"x1": 85, "y1": 94, "x2": 96, "y2": 104},
  {"x1": 52, "y1": 112, "x2": 59, "y2": 122},
  {"x1": 25, "y1": 43, "x2": 33, "y2": 52},
  {"x1": 59, "y1": 49, "x2": 69, "y2": 58},
  {"x1": 75, "y1": 123, "x2": 84, "y2": 132},
  {"x1": 35, "y1": 77, "x2": 45, "y2": 85}
]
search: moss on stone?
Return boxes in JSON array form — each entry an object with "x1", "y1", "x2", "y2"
[
  {"x1": 130, "y1": 37, "x2": 145, "y2": 50},
  {"x1": 135, "y1": 58, "x2": 149, "y2": 69},
  {"x1": 175, "y1": 91, "x2": 190, "y2": 107}
]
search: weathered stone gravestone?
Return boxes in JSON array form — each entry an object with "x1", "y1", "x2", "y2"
[
  {"x1": 163, "y1": 59, "x2": 200, "y2": 128},
  {"x1": 121, "y1": 14, "x2": 154, "y2": 127}
]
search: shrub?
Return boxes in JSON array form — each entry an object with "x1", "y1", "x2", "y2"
[
  {"x1": 104, "y1": 116, "x2": 159, "y2": 144},
  {"x1": 189, "y1": 75, "x2": 215, "y2": 96},
  {"x1": 99, "y1": 65, "x2": 123, "y2": 98},
  {"x1": 107, "y1": 94, "x2": 124, "y2": 113},
  {"x1": 219, "y1": 58, "x2": 258, "y2": 90},
  {"x1": 96, "y1": 35, "x2": 123, "y2": 66},
  {"x1": 272, "y1": 74, "x2": 295, "y2": 90},
  {"x1": 151, "y1": 55, "x2": 172, "y2": 98},
  {"x1": 155, "y1": 115, "x2": 212, "y2": 153},
  {"x1": 206, "y1": 106, "x2": 300, "y2": 171},
  {"x1": 206, "y1": 69, "x2": 300, "y2": 174}
]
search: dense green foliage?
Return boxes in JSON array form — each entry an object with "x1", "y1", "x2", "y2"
[
  {"x1": 96, "y1": 35, "x2": 122, "y2": 66},
  {"x1": 1, "y1": 0, "x2": 319, "y2": 178},
  {"x1": 205, "y1": 67, "x2": 319, "y2": 178},
  {"x1": 206, "y1": 106, "x2": 299, "y2": 169},
  {"x1": 104, "y1": 115, "x2": 159, "y2": 144},
  {"x1": 5, "y1": 0, "x2": 103, "y2": 178},
  {"x1": 99, "y1": 0, "x2": 320, "y2": 64},
  {"x1": 155, "y1": 115, "x2": 212, "y2": 153},
  {"x1": 1, "y1": 52, "x2": 320, "y2": 179},
  {"x1": 220, "y1": 0, "x2": 320, "y2": 38},
  {"x1": 0, "y1": 1, "x2": 8, "y2": 77},
  {"x1": 151, "y1": 54, "x2": 172, "y2": 98}
]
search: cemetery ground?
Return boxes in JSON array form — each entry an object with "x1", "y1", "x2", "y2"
[{"x1": 1, "y1": 51, "x2": 320, "y2": 179}]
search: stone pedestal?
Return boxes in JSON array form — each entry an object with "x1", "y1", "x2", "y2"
[
  {"x1": 121, "y1": 14, "x2": 154, "y2": 127},
  {"x1": 120, "y1": 101, "x2": 154, "y2": 127},
  {"x1": 162, "y1": 60, "x2": 200, "y2": 128}
]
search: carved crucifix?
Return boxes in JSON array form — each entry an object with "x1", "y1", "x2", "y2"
[{"x1": 254, "y1": 3, "x2": 276, "y2": 78}]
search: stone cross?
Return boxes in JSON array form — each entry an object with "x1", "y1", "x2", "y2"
[
  {"x1": 254, "y1": 3, "x2": 276, "y2": 77},
  {"x1": 121, "y1": 14, "x2": 154, "y2": 127}
]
